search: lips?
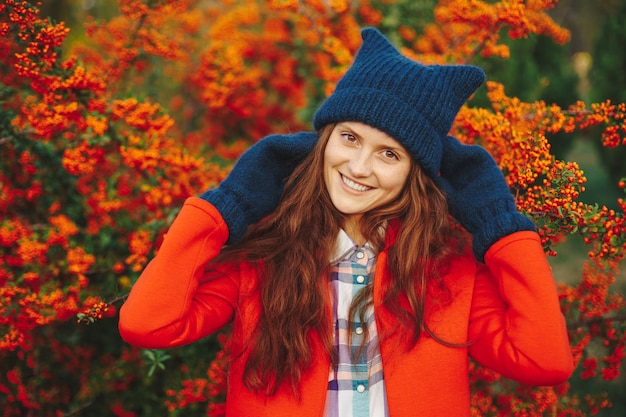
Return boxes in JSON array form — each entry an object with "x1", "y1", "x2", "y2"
[{"x1": 341, "y1": 174, "x2": 372, "y2": 192}]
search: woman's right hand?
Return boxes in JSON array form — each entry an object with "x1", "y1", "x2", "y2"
[{"x1": 200, "y1": 131, "x2": 318, "y2": 244}]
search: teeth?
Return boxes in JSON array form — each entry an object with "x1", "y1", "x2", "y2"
[{"x1": 342, "y1": 175, "x2": 371, "y2": 192}]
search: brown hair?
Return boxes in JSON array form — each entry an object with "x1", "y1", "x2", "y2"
[{"x1": 209, "y1": 124, "x2": 456, "y2": 396}]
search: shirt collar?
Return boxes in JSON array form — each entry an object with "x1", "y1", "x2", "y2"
[{"x1": 330, "y1": 229, "x2": 378, "y2": 264}]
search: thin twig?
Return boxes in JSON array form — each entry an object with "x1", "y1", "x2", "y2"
[{"x1": 61, "y1": 401, "x2": 94, "y2": 417}]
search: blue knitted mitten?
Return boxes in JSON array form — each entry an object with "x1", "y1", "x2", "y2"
[
  {"x1": 435, "y1": 136, "x2": 536, "y2": 261},
  {"x1": 200, "y1": 131, "x2": 318, "y2": 244}
]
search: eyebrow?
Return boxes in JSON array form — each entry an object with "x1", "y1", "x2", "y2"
[{"x1": 337, "y1": 123, "x2": 361, "y2": 137}]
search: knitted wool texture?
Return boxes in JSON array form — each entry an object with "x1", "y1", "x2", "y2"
[
  {"x1": 437, "y1": 135, "x2": 537, "y2": 260},
  {"x1": 313, "y1": 27, "x2": 486, "y2": 178},
  {"x1": 200, "y1": 132, "x2": 318, "y2": 244}
]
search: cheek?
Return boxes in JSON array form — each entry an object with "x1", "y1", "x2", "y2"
[
  {"x1": 380, "y1": 167, "x2": 410, "y2": 194},
  {"x1": 323, "y1": 142, "x2": 334, "y2": 169},
  {"x1": 323, "y1": 144, "x2": 345, "y2": 175},
  {"x1": 322, "y1": 152, "x2": 336, "y2": 189}
]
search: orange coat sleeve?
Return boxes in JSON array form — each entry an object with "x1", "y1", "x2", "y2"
[
  {"x1": 468, "y1": 231, "x2": 574, "y2": 385},
  {"x1": 118, "y1": 197, "x2": 238, "y2": 349}
]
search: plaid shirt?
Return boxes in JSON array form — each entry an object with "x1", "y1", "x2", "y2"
[{"x1": 324, "y1": 230, "x2": 389, "y2": 417}]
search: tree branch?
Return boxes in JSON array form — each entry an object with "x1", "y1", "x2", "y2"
[{"x1": 567, "y1": 314, "x2": 626, "y2": 329}]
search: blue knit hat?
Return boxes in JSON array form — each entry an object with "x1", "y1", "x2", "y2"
[{"x1": 313, "y1": 28, "x2": 486, "y2": 178}]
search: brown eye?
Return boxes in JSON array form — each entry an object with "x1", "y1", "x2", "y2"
[
  {"x1": 342, "y1": 133, "x2": 357, "y2": 143},
  {"x1": 383, "y1": 149, "x2": 399, "y2": 160}
]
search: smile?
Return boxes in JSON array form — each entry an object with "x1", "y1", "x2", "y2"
[{"x1": 341, "y1": 174, "x2": 372, "y2": 192}]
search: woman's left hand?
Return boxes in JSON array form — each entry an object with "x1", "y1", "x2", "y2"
[{"x1": 435, "y1": 136, "x2": 536, "y2": 261}]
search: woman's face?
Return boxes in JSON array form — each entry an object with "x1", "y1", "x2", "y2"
[{"x1": 323, "y1": 121, "x2": 412, "y2": 224}]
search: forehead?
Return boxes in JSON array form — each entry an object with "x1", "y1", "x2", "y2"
[
  {"x1": 335, "y1": 122, "x2": 392, "y2": 140},
  {"x1": 334, "y1": 122, "x2": 408, "y2": 151}
]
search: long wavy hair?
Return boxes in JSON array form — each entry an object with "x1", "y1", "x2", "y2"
[{"x1": 209, "y1": 124, "x2": 456, "y2": 397}]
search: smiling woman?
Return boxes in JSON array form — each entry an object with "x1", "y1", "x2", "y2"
[
  {"x1": 119, "y1": 27, "x2": 574, "y2": 417},
  {"x1": 323, "y1": 122, "x2": 412, "y2": 244}
]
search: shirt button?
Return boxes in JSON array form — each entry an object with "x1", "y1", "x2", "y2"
[
  {"x1": 355, "y1": 326, "x2": 364, "y2": 335},
  {"x1": 356, "y1": 251, "x2": 365, "y2": 259},
  {"x1": 356, "y1": 275, "x2": 365, "y2": 284},
  {"x1": 357, "y1": 384, "x2": 366, "y2": 393}
]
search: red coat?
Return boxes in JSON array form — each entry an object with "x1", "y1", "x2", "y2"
[{"x1": 119, "y1": 197, "x2": 574, "y2": 416}]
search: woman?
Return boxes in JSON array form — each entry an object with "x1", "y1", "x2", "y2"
[{"x1": 119, "y1": 28, "x2": 574, "y2": 416}]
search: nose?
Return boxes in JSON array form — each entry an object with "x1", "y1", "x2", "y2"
[{"x1": 348, "y1": 150, "x2": 372, "y2": 177}]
